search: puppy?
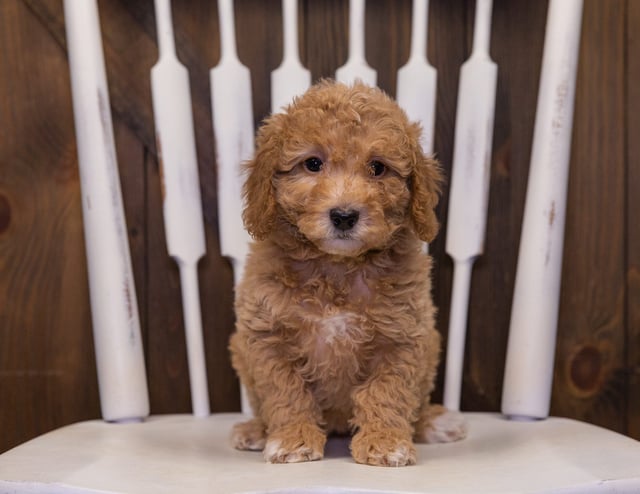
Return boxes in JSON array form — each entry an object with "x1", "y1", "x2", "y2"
[{"x1": 229, "y1": 80, "x2": 466, "y2": 467}]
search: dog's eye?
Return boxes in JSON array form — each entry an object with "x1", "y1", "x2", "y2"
[
  {"x1": 368, "y1": 160, "x2": 386, "y2": 177},
  {"x1": 303, "y1": 157, "x2": 324, "y2": 173}
]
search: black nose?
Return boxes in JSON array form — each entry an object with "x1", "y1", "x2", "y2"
[{"x1": 330, "y1": 209, "x2": 360, "y2": 231}]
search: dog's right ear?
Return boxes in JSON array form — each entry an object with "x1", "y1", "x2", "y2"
[
  {"x1": 409, "y1": 147, "x2": 443, "y2": 243},
  {"x1": 241, "y1": 114, "x2": 284, "y2": 240}
]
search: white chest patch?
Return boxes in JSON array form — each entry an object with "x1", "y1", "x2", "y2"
[{"x1": 318, "y1": 312, "x2": 357, "y2": 345}]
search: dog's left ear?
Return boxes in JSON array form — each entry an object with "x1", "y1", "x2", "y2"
[
  {"x1": 242, "y1": 113, "x2": 284, "y2": 240},
  {"x1": 409, "y1": 143, "x2": 443, "y2": 243}
]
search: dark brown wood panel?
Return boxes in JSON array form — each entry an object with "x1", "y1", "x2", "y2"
[
  {"x1": 364, "y1": 0, "x2": 410, "y2": 95},
  {"x1": 461, "y1": 0, "x2": 548, "y2": 411},
  {"x1": 0, "y1": 0, "x2": 99, "y2": 451},
  {"x1": 303, "y1": 0, "x2": 348, "y2": 80},
  {"x1": 551, "y1": 0, "x2": 628, "y2": 433},
  {"x1": 1, "y1": 0, "x2": 639, "y2": 453},
  {"x1": 626, "y1": 0, "x2": 640, "y2": 441},
  {"x1": 419, "y1": 0, "x2": 469, "y2": 403}
]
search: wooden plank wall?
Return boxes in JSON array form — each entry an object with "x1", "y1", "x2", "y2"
[{"x1": 1, "y1": 0, "x2": 638, "y2": 453}]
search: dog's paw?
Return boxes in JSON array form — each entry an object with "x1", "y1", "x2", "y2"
[
  {"x1": 351, "y1": 429, "x2": 416, "y2": 467},
  {"x1": 263, "y1": 423, "x2": 326, "y2": 463},
  {"x1": 231, "y1": 418, "x2": 267, "y2": 451},
  {"x1": 415, "y1": 405, "x2": 467, "y2": 444}
]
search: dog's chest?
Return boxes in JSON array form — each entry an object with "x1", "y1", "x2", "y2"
[
  {"x1": 307, "y1": 310, "x2": 366, "y2": 351},
  {"x1": 297, "y1": 271, "x2": 372, "y2": 350},
  {"x1": 295, "y1": 297, "x2": 374, "y2": 392},
  {"x1": 299, "y1": 308, "x2": 368, "y2": 405},
  {"x1": 287, "y1": 265, "x2": 377, "y2": 381}
]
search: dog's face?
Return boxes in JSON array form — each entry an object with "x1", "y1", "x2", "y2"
[
  {"x1": 243, "y1": 81, "x2": 442, "y2": 256},
  {"x1": 276, "y1": 150, "x2": 409, "y2": 257}
]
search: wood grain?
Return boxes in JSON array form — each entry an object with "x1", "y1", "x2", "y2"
[
  {"x1": 550, "y1": 0, "x2": 627, "y2": 434},
  {"x1": 302, "y1": 0, "x2": 348, "y2": 81},
  {"x1": 460, "y1": 0, "x2": 548, "y2": 411},
  {"x1": 1, "y1": 0, "x2": 639, "y2": 453},
  {"x1": 0, "y1": 0, "x2": 99, "y2": 451},
  {"x1": 626, "y1": 0, "x2": 640, "y2": 440}
]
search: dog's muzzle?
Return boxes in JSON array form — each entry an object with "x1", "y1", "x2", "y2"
[{"x1": 329, "y1": 208, "x2": 360, "y2": 231}]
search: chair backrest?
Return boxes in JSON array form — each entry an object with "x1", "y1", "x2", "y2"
[{"x1": 63, "y1": 0, "x2": 584, "y2": 424}]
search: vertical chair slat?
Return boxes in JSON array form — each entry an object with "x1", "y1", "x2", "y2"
[
  {"x1": 396, "y1": 0, "x2": 437, "y2": 158},
  {"x1": 502, "y1": 0, "x2": 585, "y2": 420},
  {"x1": 211, "y1": 0, "x2": 255, "y2": 415},
  {"x1": 271, "y1": 0, "x2": 311, "y2": 113},
  {"x1": 151, "y1": 0, "x2": 210, "y2": 418},
  {"x1": 64, "y1": 0, "x2": 149, "y2": 422},
  {"x1": 336, "y1": 0, "x2": 376, "y2": 86},
  {"x1": 443, "y1": 0, "x2": 497, "y2": 411}
]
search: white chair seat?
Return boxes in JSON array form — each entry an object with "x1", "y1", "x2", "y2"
[{"x1": 1, "y1": 412, "x2": 639, "y2": 494}]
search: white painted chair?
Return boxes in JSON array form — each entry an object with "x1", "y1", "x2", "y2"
[{"x1": 1, "y1": 1, "x2": 639, "y2": 493}]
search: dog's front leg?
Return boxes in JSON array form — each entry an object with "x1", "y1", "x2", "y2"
[
  {"x1": 350, "y1": 347, "x2": 420, "y2": 467},
  {"x1": 254, "y1": 358, "x2": 326, "y2": 464}
]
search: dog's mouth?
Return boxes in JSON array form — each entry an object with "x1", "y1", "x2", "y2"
[
  {"x1": 319, "y1": 235, "x2": 366, "y2": 257},
  {"x1": 317, "y1": 208, "x2": 368, "y2": 256},
  {"x1": 295, "y1": 206, "x2": 392, "y2": 257}
]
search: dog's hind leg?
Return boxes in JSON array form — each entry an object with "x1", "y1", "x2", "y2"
[
  {"x1": 231, "y1": 417, "x2": 267, "y2": 451},
  {"x1": 413, "y1": 404, "x2": 467, "y2": 444}
]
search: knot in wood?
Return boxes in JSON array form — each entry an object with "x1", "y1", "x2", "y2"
[
  {"x1": 568, "y1": 344, "x2": 604, "y2": 397},
  {"x1": 0, "y1": 194, "x2": 11, "y2": 234}
]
